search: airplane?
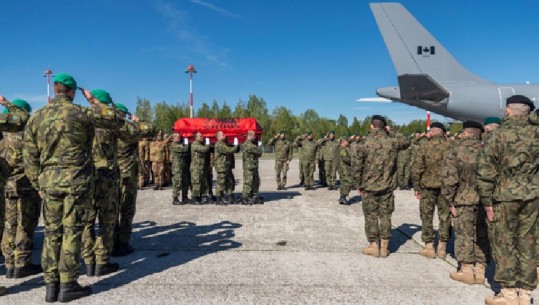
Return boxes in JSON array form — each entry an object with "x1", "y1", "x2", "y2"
[{"x1": 370, "y1": 2, "x2": 539, "y2": 122}]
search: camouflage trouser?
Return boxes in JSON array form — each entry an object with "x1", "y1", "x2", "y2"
[
  {"x1": 207, "y1": 167, "x2": 214, "y2": 195},
  {"x1": 145, "y1": 161, "x2": 152, "y2": 184},
  {"x1": 492, "y1": 200, "x2": 538, "y2": 290},
  {"x1": 0, "y1": 186, "x2": 4, "y2": 246},
  {"x1": 42, "y1": 185, "x2": 92, "y2": 284},
  {"x1": 226, "y1": 170, "x2": 235, "y2": 195},
  {"x1": 339, "y1": 167, "x2": 351, "y2": 197},
  {"x1": 191, "y1": 167, "x2": 208, "y2": 197},
  {"x1": 488, "y1": 204, "x2": 502, "y2": 263},
  {"x1": 1, "y1": 191, "x2": 41, "y2": 269},
  {"x1": 116, "y1": 175, "x2": 137, "y2": 245},
  {"x1": 419, "y1": 188, "x2": 451, "y2": 243},
  {"x1": 152, "y1": 162, "x2": 165, "y2": 187},
  {"x1": 397, "y1": 161, "x2": 410, "y2": 187},
  {"x1": 362, "y1": 190, "x2": 395, "y2": 242},
  {"x1": 452, "y1": 205, "x2": 490, "y2": 265},
  {"x1": 324, "y1": 159, "x2": 337, "y2": 187},
  {"x1": 301, "y1": 159, "x2": 315, "y2": 187},
  {"x1": 318, "y1": 160, "x2": 326, "y2": 185},
  {"x1": 172, "y1": 167, "x2": 190, "y2": 198},
  {"x1": 164, "y1": 162, "x2": 172, "y2": 186},
  {"x1": 274, "y1": 160, "x2": 289, "y2": 188},
  {"x1": 242, "y1": 168, "x2": 260, "y2": 199},
  {"x1": 82, "y1": 169, "x2": 119, "y2": 265},
  {"x1": 215, "y1": 169, "x2": 234, "y2": 196}
]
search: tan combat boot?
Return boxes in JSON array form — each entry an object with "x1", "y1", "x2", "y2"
[
  {"x1": 361, "y1": 241, "x2": 380, "y2": 257},
  {"x1": 380, "y1": 239, "x2": 390, "y2": 258},
  {"x1": 419, "y1": 242, "x2": 436, "y2": 259},
  {"x1": 437, "y1": 241, "x2": 447, "y2": 259},
  {"x1": 518, "y1": 288, "x2": 532, "y2": 305},
  {"x1": 474, "y1": 263, "x2": 486, "y2": 285},
  {"x1": 449, "y1": 263, "x2": 475, "y2": 285},
  {"x1": 485, "y1": 288, "x2": 518, "y2": 305}
]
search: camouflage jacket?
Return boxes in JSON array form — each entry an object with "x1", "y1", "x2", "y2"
[
  {"x1": 317, "y1": 138, "x2": 340, "y2": 161},
  {"x1": 170, "y1": 142, "x2": 190, "y2": 173},
  {"x1": 242, "y1": 139, "x2": 262, "y2": 170},
  {"x1": 441, "y1": 135, "x2": 482, "y2": 206},
  {"x1": 354, "y1": 129, "x2": 410, "y2": 192},
  {"x1": 190, "y1": 140, "x2": 210, "y2": 170},
  {"x1": 294, "y1": 136, "x2": 319, "y2": 161},
  {"x1": 0, "y1": 131, "x2": 37, "y2": 196},
  {"x1": 338, "y1": 146, "x2": 351, "y2": 175},
  {"x1": 118, "y1": 121, "x2": 154, "y2": 178},
  {"x1": 267, "y1": 137, "x2": 292, "y2": 162},
  {"x1": 411, "y1": 135, "x2": 451, "y2": 190},
  {"x1": 0, "y1": 102, "x2": 30, "y2": 188},
  {"x1": 476, "y1": 115, "x2": 539, "y2": 206},
  {"x1": 23, "y1": 95, "x2": 119, "y2": 191},
  {"x1": 139, "y1": 139, "x2": 151, "y2": 162},
  {"x1": 149, "y1": 139, "x2": 168, "y2": 163},
  {"x1": 214, "y1": 140, "x2": 238, "y2": 173}
]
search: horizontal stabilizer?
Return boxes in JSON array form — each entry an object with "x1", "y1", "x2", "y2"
[{"x1": 398, "y1": 74, "x2": 449, "y2": 102}]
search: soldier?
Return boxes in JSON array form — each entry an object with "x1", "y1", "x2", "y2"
[
  {"x1": 477, "y1": 95, "x2": 539, "y2": 305},
  {"x1": 191, "y1": 132, "x2": 211, "y2": 204},
  {"x1": 242, "y1": 130, "x2": 263, "y2": 204},
  {"x1": 396, "y1": 138, "x2": 411, "y2": 190},
  {"x1": 318, "y1": 131, "x2": 340, "y2": 190},
  {"x1": 355, "y1": 116, "x2": 410, "y2": 258},
  {"x1": 483, "y1": 116, "x2": 501, "y2": 134},
  {"x1": 316, "y1": 139, "x2": 327, "y2": 188},
  {"x1": 171, "y1": 133, "x2": 191, "y2": 205},
  {"x1": 163, "y1": 134, "x2": 173, "y2": 187},
  {"x1": 412, "y1": 122, "x2": 452, "y2": 259},
  {"x1": 23, "y1": 74, "x2": 119, "y2": 302},
  {"x1": 0, "y1": 96, "x2": 30, "y2": 297},
  {"x1": 337, "y1": 137, "x2": 352, "y2": 205},
  {"x1": 214, "y1": 131, "x2": 239, "y2": 205},
  {"x1": 149, "y1": 131, "x2": 167, "y2": 190},
  {"x1": 0, "y1": 99, "x2": 42, "y2": 280},
  {"x1": 441, "y1": 121, "x2": 489, "y2": 285},
  {"x1": 267, "y1": 131, "x2": 293, "y2": 190},
  {"x1": 294, "y1": 132, "x2": 320, "y2": 190},
  {"x1": 137, "y1": 136, "x2": 151, "y2": 189}
]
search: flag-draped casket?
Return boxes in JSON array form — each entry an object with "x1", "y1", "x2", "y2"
[{"x1": 173, "y1": 118, "x2": 263, "y2": 143}]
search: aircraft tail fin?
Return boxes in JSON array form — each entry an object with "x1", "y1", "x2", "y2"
[{"x1": 370, "y1": 3, "x2": 490, "y2": 84}]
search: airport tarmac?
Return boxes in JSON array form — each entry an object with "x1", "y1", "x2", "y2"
[{"x1": 1, "y1": 158, "x2": 535, "y2": 304}]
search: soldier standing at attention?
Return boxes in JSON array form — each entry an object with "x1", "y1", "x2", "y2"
[
  {"x1": 396, "y1": 139, "x2": 412, "y2": 190},
  {"x1": 267, "y1": 131, "x2": 293, "y2": 190},
  {"x1": 294, "y1": 131, "x2": 320, "y2": 190},
  {"x1": 137, "y1": 135, "x2": 151, "y2": 189},
  {"x1": 191, "y1": 132, "x2": 210, "y2": 204},
  {"x1": 318, "y1": 131, "x2": 340, "y2": 190},
  {"x1": 412, "y1": 122, "x2": 452, "y2": 259},
  {"x1": 355, "y1": 115, "x2": 410, "y2": 258},
  {"x1": 477, "y1": 95, "x2": 539, "y2": 305},
  {"x1": 0, "y1": 99, "x2": 42, "y2": 280},
  {"x1": 483, "y1": 116, "x2": 501, "y2": 134},
  {"x1": 171, "y1": 133, "x2": 191, "y2": 205},
  {"x1": 214, "y1": 131, "x2": 239, "y2": 205},
  {"x1": 441, "y1": 121, "x2": 489, "y2": 285},
  {"x1": 337, "y1": 137, "x2": 352, "y2": 205},
  {"x1": 149, "y1": 131, "x2": 167, "y2": 190},
  {"x1": 242, "y1": 130, "x2": 263, "y2": 205}
]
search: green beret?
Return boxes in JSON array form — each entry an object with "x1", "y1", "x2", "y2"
[
  {"x1": 307, "y1": 131, "x2": 313, "y2": 135},
  {"x1": 328, "y1": 130, "x2": 335, "y2": 134},
  {"x1": 279, "y1": 130, "x2": 285, "y2": 134},
  {"x1": 4, "y1": 99, "x2": 31, "y2": 113},
  {"x1": 91, "y1": 89, "x2": 112, "y2": 105},
  {"x1": 115, "y1": 103, "x2": 129, "y2": 114},
  {"x1": 53, "y1": 73, "x2": 77, "y2": 90},
  {"x1": 484, "y1": 117, "x2": 501, "y2": 125}
]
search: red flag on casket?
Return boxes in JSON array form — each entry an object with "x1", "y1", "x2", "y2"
[{"x1": 173, "y1": 118, "x2": 263, "y2": 143}]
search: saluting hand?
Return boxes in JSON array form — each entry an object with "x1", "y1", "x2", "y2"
[{"x1": 131, "y1": 114, "x2": 140, "y2": 123}]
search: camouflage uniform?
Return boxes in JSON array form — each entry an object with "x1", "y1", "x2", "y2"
[
  {"x1": 294, "y1": 136, "x2": 320, "y2": 189},
  {"x1": 214, "y1": 139, "x2": 238, "y2": 199},
  {"x1": 190, "y1": 140, "x2": 210, "y2": 199},
  {"x1": 149, "y1": 139, "x2": 168, "y2": 188},
  {"x1": 318, "y1": 137, "x2": 340, "y2": 189},
  {"x1": 267, "y1": 136, "x2": 293, "y2": 189},
  {"x1": 138, "y1": 138, "x2": 151, "y2": 187},
  {"x1": 23, "y1": 95, "x2": 117, "y2": 284},
  {"x1": 317, "y1": 149, "x2": 326, "y2": 187},
  {"x1": 171, "y1": 141, "x2": 190, "y2": 201},
  {"x1": 337, "y1": 145, "x2": 352, "y2": 199},
  {"x1": 411, "y1": 135, "x2": 452, "y2": 244},
  {"x1": 396, "y1": 145, "x2": 411, "y2": 189},
  {"x1": 242, "y1": 139, "x2": 263, "y2": 201},
  {"x1": 477, "y1": 115, "x2": 539, "y2": 291}
]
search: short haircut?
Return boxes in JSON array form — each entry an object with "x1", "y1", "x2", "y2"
[
  {"x1": 507, "y1": 103, "x2": 531, "y2": 115},
  {"x1": 372, "y1": 119, "x2": 385, "y2": 129}
]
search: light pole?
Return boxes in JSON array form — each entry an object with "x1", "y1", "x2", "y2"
[
  {"x1": 43, "y1": 69, "x2": 54, "y2": 104},
  {"x1": 184, "y1": 64, "x2": 197, "y2": 118}
]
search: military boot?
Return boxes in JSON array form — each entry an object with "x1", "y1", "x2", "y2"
[
  {"x1": 437, "y1": 241, "x2": 447, "y2": 259},
  {"x1": 474, "y1": 263, "x2": 486, "y2": 285},
  {"x1": 153, "y1": 185, "x2": 159, "y2": 190},
  {"x1": 95, "y1": 262, "x2": 120, "y2": 276},
  {"x1": 201, "y1": 196, "x2": 210, "y2": 205},
  {"x1": 221, "y1": 195, "x2": 230, "y2": 205},
  {"x1": 172, "y1": 197, "x2": 181, "y2": 205},
  {"x1": 380, "y1": 239, "x2": 390, "y2": 258},
  {"x1": 85, "y1": 264, "x2": 95, "y2": 277},
  {"x1": 338, "y1": 195, "x2": 346, "y2": 205},
  {"x1": 0, "y1": 286, "x2": 6, "y2": 297},
  {"x1": 45, "y1": 283, "x2": 59, "y2": 303},
  {"x1": 5, "y1": 268, "x2": 13, "y2": 279},
  {"x1": 361, "y1": 241, "x2": 380, "y2": 257},
  {"x1": 58, "y1": 282, "x2": 92, "y2": 303},
  {"x1": 485, "y1": 288, "x2": 518, "y2": 305},
  {"x1": 419, "y1": 242, "x2": 436, "y2": 259},
  {"x1": 14, "y1": 263, "x2": 42, "y2": 278},
  {"x1": 518, "y1": 288, "x2": 532, "y2": 305},
  {"x1": 181, "y1": 194, "x2": 189, "y2": 205},
  {"x1": 228, "y1": 194, "x2": 237, "y2": 204},
  {"x1": 449, "y1": 263, "x2": 475, "y2": 285},
  {"x1": 193, "y1": 196, "x2": 202, "y2": 205}
]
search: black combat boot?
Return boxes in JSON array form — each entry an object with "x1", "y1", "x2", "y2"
[
  {"x1": 339, "y1": 195, "x2": 349, "y2": 205},
  {"x1": 181, "y1": 194, "x2": 189, "y2": 205},
  {"x1": 13, "y1": 263, "x2": 42, "y2": 278},
  {"x1": 201, "y1": 196, "x2": 210, "y2": 205},
  {"x1": 85, "y1": 264, "x2": 95, "y2": 277},
  {"x1": 45, "y1": 283, "x2": 59, "y2": 303},
  {"x1": 58, "y1": 282, "x2": 92, "y2": 303},
  {"x1": 215, "y1": 196, "x2": 222, "y2": 205},
  {"x1": 193, "y1": 196, "x2": 202, "y2": 205},
  {"x1": 172, "y1": 197, "x2": 181, "y2": 205},
  {"x1": 5, "y1": 268, "x2": 13, "y2": 279},
  {"x1": 240, "y1": 197, "x2": 251, "y2": 205},
  {"x1": 153, "y1": 185, "x2": 159, "y2": 190},
  {"x1": 221, "y1": 195, "x2": 230, "y2": 205},
  {"x1": 95, "y1": 262, "x2": 120, "y2": 276},
  {"x1": 228, "y1": 194, "x2": 237, "y2": 204}
]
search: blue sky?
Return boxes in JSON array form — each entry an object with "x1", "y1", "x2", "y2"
[{"x1": 1, "y1": 0, "x2": 539, "y2": 124}]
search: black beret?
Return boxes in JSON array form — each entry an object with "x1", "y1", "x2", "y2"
[
  {"x1": 371, "y1": 114, "x2": 387, "y2": 126},
  {"x1": 463, "y1": 120, "x2": 483, "y2": 131},
  {"x1": 506, "y1": 95, "x2": 535, "y2": 111},
  {"x1": 430, "y1": 122, "x2": 445, "y2": 132}
]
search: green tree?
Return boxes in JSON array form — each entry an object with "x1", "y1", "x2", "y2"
[
  {"x1": 218, "y1": 101, "x2": 232, "y2": 118},
  {"x1": 135, "y1": 97, "x2": 153, "y2": 122},
  {"x1": 196, "y1": 102, "x2": 212, "y2": 118},
  {"x1": 210, "y1": 99, "x2": 220, "y2": 118},
  {"x1": 233, "y1": 100, "x2": 246, "y2": 117}
]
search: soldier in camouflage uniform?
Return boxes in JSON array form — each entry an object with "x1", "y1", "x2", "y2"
[
  {"x1": 412, "y1": 122, "x2": 452, "y2": 260},
  {"x1": 477, "y1": 95, "x2": 539, "y2": 305},
  {"x1": 267, "y1": 131, "x2": 293, "y2": 190},
  {"x1": 214, "y1": 131, "x2": 239, "y2": 205},
  {"x1": 191, "y1": 132, "x2": 211, "y2": 204},
  {"x1": 317, "y1": 131, "x2": 340, "y2": 190},
  {"x1": 396, "y1": 142, "x2": 411, "y2": 190},
  {"x1": 171, "y1": 133, "x2": 191, "y2": 205},
  {"x1": 441, "y1": 121, "x2": 490, "y2": 285},
  {"x1": 317, "y1": 143, "x2": 326, "y2": 187},
  {"x1": 23, "y1": 74, "x2": 121, "y2": 302},
  {"x1": 355, "y1": 116, "x2": 410, "y2": 258},
  {"x1": 337, "y1": 138, "x2": 352, "y2": 205},
  {"x1": 149, "y1": 131, "x2": 167, "y2": 190},
  {"x1": 137, "y1": 136, "x2": 151, "y2": 189},
  {"x1": 164, "y1": 134, "x2": 173, "y2": 187},
  {"x1": 0, "y1": 99, "x2": 42, "y2": 280},
  {"x1": 294, "y1": 132, "x2": 320, "y2": 190},
  {"x1": 0, "y1": 96, "x2": 30, "y2": 297},
  {"x1": 242, "y1": 130, "x2": 263, "y2": 204},
  {"x1": 81, "y1": 89, "x2": 139, "y2": 279}
]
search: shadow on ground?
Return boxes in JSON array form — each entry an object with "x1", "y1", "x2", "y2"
[
  {"x1": 262, "y1": 191, "x2": 301, "y2": 202},
  {"x1": 390, "y1": 223, "x2": 422, "y2": 253}
]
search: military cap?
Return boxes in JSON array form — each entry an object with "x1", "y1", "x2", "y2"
[
  {"x1": 4, "y1": 98, "x2": 31, "y2": 113},
  {"x1": 483, "y1": 116, "x2": 501, "y2": 125},
  {"x1": 506, "y1": 94, "x2": 535, "y2": 110},
  {"x1": 53, "y1": 73, "x2": 77, "y2": 90},
  {"x1": 430, "y1": 122, "x2": 446, "y2": 132},
  {"x1": 279, "y1": 130, "x2": 285, "y2": 134},
  {"x1": 371, "y1": 114, "x2": 387, "y2": 126},
  {"x1": 328, "y1": 130, "x2": 335, "y2": 134},
  {"x1": 307, "y1": 131, "x2": 313, "y2": 135},
  {"x1": 91, "y1": 89, "x2": 113, "y2": 105},
  {"x1": 115, "y1": 102, "x2": 129, "y2": 114},
  {"x1": 463, "y1": 121, "x2": 483, "y2": 131}
]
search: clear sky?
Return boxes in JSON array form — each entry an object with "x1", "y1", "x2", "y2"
[{"x1": 2, "y1": 0, "x2": 539, "y2": 124}]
